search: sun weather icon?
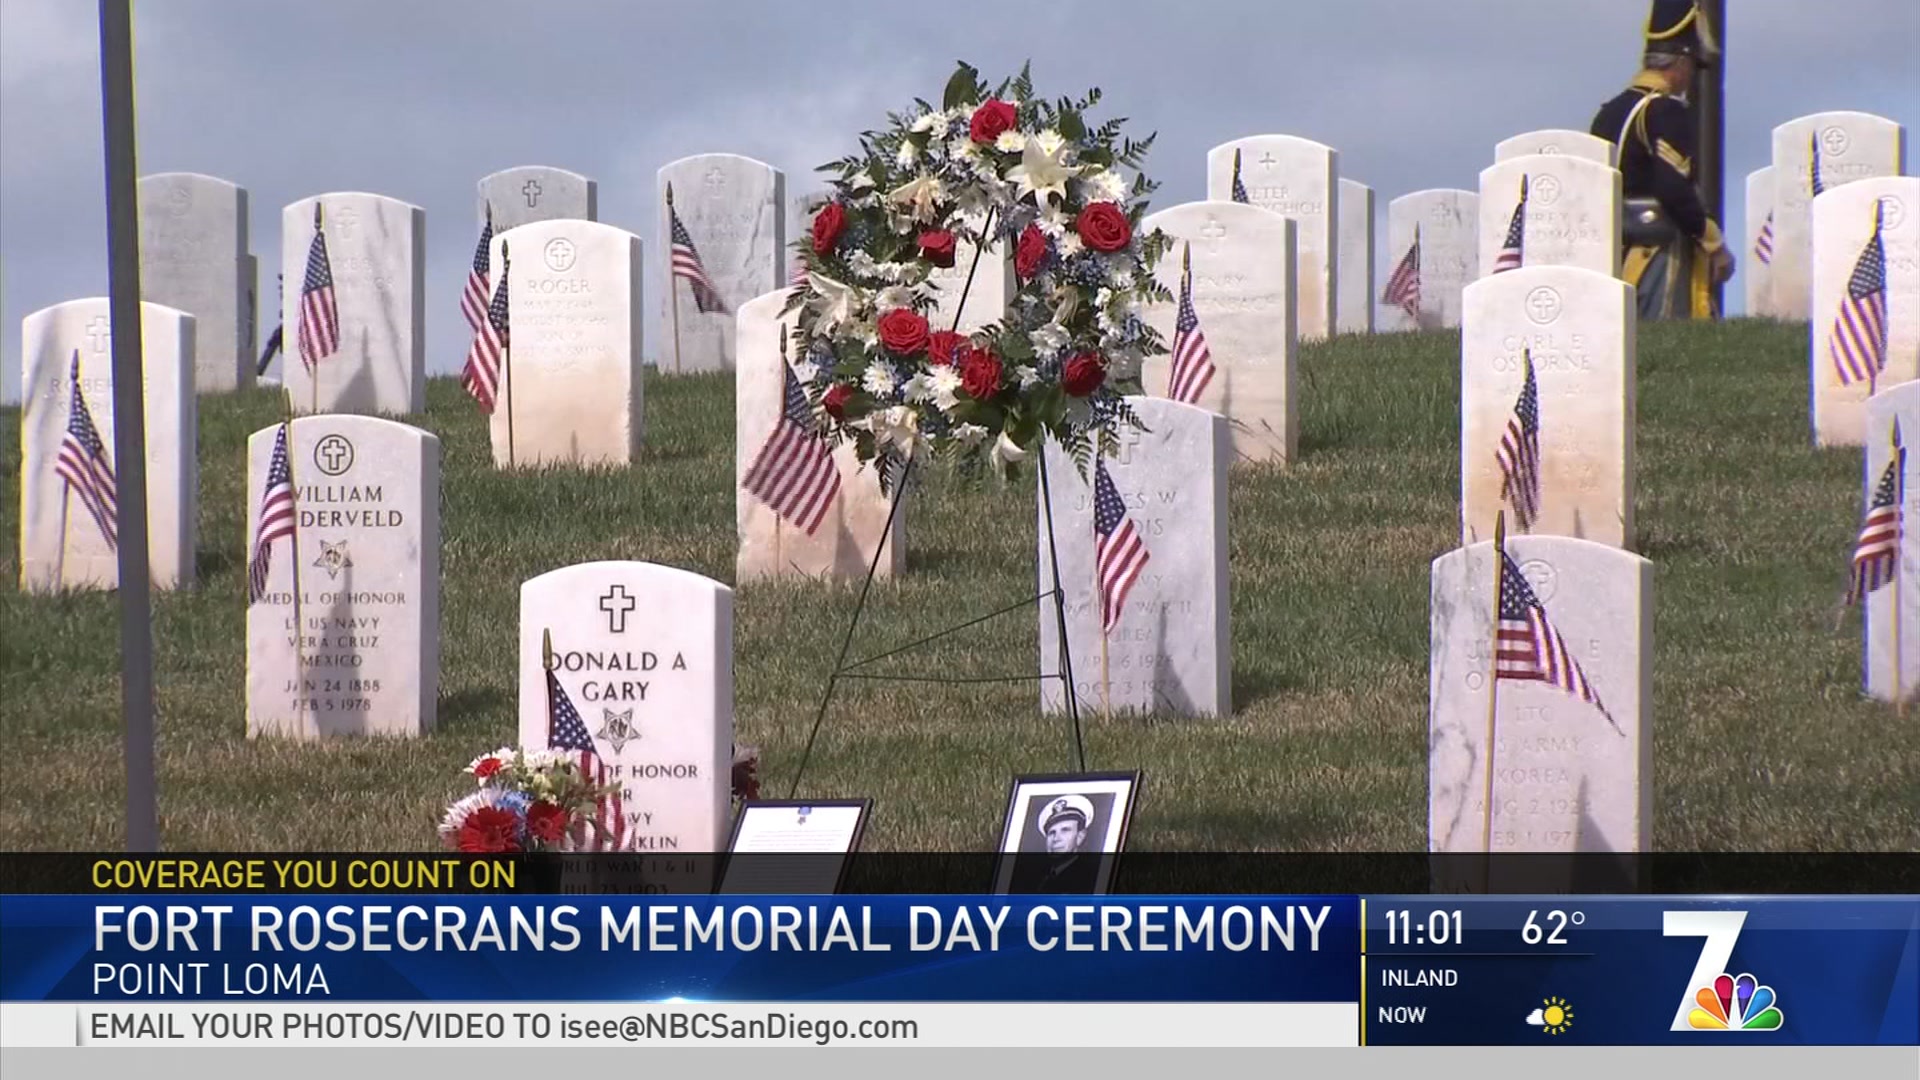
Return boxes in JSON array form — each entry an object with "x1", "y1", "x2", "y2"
[
  {"x1": 1525, "y1": 996, "x2": 1574, "y2": 1035},
  {"x1": 1688, "y1": 974, "x2": 1783, "y2": 1031}
]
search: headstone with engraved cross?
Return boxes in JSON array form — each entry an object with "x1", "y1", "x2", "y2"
[
  {"x1": 139, "y1": 172, "x2": 254, "y2": 392},
  {"x1": 280, "y1": 192, "x2": 426, "y2": 416},
  {"x1": 1206, "y1": 136, "x2": 1337, "y2": 340},
  {"x1": 1861, "y1": 382, "x2": 1920, "y2": 704},
  {"x1": 657, "y1": 154, "x2": 786, "y2": 373},
  {"x1": 1387, "y1": 189, "x2": 1479, "y2": 330},
  {"x1": 1477, "y1": 155, "x2": 1621, "y2": 280},
  {"x1": 1769, "y1": 112, "x2": 1908, "y2": 320},
  {"x1": 520, "y1": 561, "x2": 735, "y2": 867},
  {"x1": 1493, "y1": 129, "x2": 1615, "y2": 167},
  {"x1": 1810, "y1": 177, "x2": 1920, "y2": 448},
  {"x1": 477, "y1": 166, "x2": 598, "y2": 235}
]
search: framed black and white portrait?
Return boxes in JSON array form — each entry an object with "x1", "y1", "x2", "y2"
[{"x1": 991, "y1": 772, "x2": 1140, "y2": 895}]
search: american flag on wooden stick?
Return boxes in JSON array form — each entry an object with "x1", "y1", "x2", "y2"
[
  {"x1": 1492, "y1": 176, "x2": 1527, "y2": 274},
  {"x1": 55, "y1": 350, "x2": 117, "y2": 551},
  {"x1": 1754, "y1": 211, "x2": 1774, "y2": 265},
  {"x1": 1809, "y1": 132, "x2": 1826, "y2": 198},
  {"x1": 1229, "y1": 148, "x2": 1250, "y2": 204},
  {"x1": 1829, "y1": 202, "x2": 1889, "y2": 388},
  {"x1": 548, "y1": 664, "x2": 626, "y2": 851},
  {"x1": 296, "y1": 205, "x2": 341, "y2": 368},
  {"x1": 1849, "y1": 421, "x2": 1904, "y2": 605},
  {"x1": 668, "y1": 191, "x2": 728, "y2": 314},
  {"x1": 1167, "y1": 243, "x2": 1216, "y2": 404},
  {"x1": 1496, "y1": 348, "x2": 1541, "y2": 531},
  {"x1": 742, "y1": 348, "x2": 840, "y2": 535},
  {"x1": 248, "y1": 422, "x2": 297, "y2": 604},
  {"x1": 1383, "y1": 226, "x2": 1422, "y2": 320},
  {"x1": 466, "y1": 252, "x2": 511, "y2": 415},
  {"x1": 460, "y1": 208, "x2": 499, "y2": 412},
  {"x1": 1093, "y1": 458, "x2": 1150, "y2": 636},
  {"x1": 1496, "y1": 544, "x2": 1622, "y2": 734}
]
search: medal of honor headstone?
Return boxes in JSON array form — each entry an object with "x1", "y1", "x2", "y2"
[
  {"x1": 1037, "y1": 398, "x2": 1231, "y2": 718},
  {"x1": 1207, "y1": 136, "x2": 1337, "y2": 340},
  {"x1": 1745, "y1": 167, "x2": 1777, "y2": 318},
  {"x1": 1140, "y1": 201, "x2": 1298, "y2": 465},
  {"x1": 1461, "y1": 265, "x2": 1635, "y2": 550},
  {"x1": 488, "y1": 219, "x2": 646, "y2": 466},
  {"x1": 1493, "y1": 129, "x2": 1615, "y2": 167},
  {"x1": 735, "y1": 289, "x2": 903, "y2": 582},
  {"x1": 477, "y1": 166, "x2": 598, "y2": 234},
  {"x1": 1770, "y1": 112, "x2": 1908, "y2": 320},
  {"x1": 1478, "y1": 155, "x2": 1621, "y2": 279},
  {"x1": 139, "y1": 172, "x2": 252, "y2": 392},
  {"x1": 658, "y1": 154, "x2": 786, "y2": 373},
  {"x1": 1429, "y1": 534, "x2": 1652, "y2": 855},
  {"x1": 520, "y1": 562, "x2": 734, "y2": 857},
  {"x1": 246, "y1": 415, "x2": 440, "y2": 738},
  {"x1": 19, "y1": 298, "x2": 198, "y2": 592},
  {"x1": 279, "y1": 192, "x2": 426, "y2": 416},
  {"x1": 1387, "y1": 189, "x2": 1479, "y2": 330},
  {"x1": 1810, "y1": 177, "x2": 1920, "y2": 448},
  {"x1": 1337, "y1": 178, "x2": 1374, "y2": 334},
  {"x1": 1861, "y1": 384, "x2": 1920, "y2": 704}
]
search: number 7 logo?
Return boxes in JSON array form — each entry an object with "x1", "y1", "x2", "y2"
[{"x1": 1663, "y1": 910, "x2": 1785, "y2": 1032}]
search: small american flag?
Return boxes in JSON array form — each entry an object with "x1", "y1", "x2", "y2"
[
  {"x1": 467, "y1": 256, "x2": 511, "y2": 415},
  {"x1": 1754, "y1": 211, "x2": 1774, "y2": 265},
  {"x1": 1229, "y1": 148, "x2": 1250, "y2": 204},
  {"x1": 548, "y1": 666, "x2": 626, "y2": 851},
  {"x1": 669, "y1": 198, "x2": 728, "y2": 314},
  {"x1": 1849, "y1": 421, "x2": 1903, "y2": 605},
  {"x1": 742, "y1": 356, "x2": 840, "y2": 535},
  {"x1": 1492, "y1": 176, "x2": 1527, "y2": 274},
  {"x1": 789, "y1": 257, "x2": 809, "y2": 288},
  {"x1": 55, "y1": 350, "x2": 118, "y2": 551},
  {"x1": 1829, "y1": 202, "x2": 1889, "y2": 388},
  {"x1": 1496, "y1": 348, "x2": 1541, "y2": 531},
  {"x1": 1496, "y1": 546, "x2": 1621, "y2": 734},
  {"x1": 1810, "y1": 132, "x2": 1826, "y2": 198},
  {"x1": 1093, "y1": 458, "x2": 1151, "y2": 636},
  {"x1": 248, "y1": 422, "x2": 297, "y2": 604},
  {"x1": 460, "y1": 209, "x2": 498, "y2": 412},
  {"x1": 296, "y1": 208, "x2": 341, "y2": 368},
  {"x1": 1383, "y1": 226, "x2": 1422, "y2": 320},
  {"x1": 1167, "y1": 244, "x2": 1216, "y2": 404}
]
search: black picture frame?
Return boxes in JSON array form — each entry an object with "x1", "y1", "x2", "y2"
[
  {"x1": 717, "y1": 798, "x2": 872, "y2": 895},
  {"x1": 991, "y1": 771, "x2": 1142, "y2": 895}
]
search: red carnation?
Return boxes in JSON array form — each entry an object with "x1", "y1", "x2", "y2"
[
  {"x1": 470, "y1": 757, "x2": 504, "y2": 780},
  {"x1": 456, "y1": 806, "x2": 523, "y2": 853},
  {"x1": 822, "y1": 383, "x2": 853, "y2": 419},
  {"x1": 1075, "y1": 202, "x2": 1133, "y2": 253},
  {"x1": 1062, "y1": 352, "x2": 1107, "y2": 397},
  {"x1": 524, "y1": 801, "x2": 568, "y2": 846},
  {"x1": 877, "y1": 308, "x2": 931, "y2": 356},
  {"x1": 969, "y1": 98, "x2": 1018, "y2": 144},
  {"x1": 811, "y1": 202, "x2": 847, "y2": 255},
  {"x1": 918, "y1": 229, "x2": 957, "y2": 268},
  {"x1": 927, "y1": 330, "x2": 967, "y2": 366},
  {"x1": 960, "y1": 346, "x2": 1004, "y2": 400},
  {"x1": 1015, "y1": 223, "x2": 1048, "y2": 280}
]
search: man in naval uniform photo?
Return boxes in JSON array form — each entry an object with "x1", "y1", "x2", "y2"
[{"x1": 1009, "y1": 794, "x2": 1104, "y2": 894}]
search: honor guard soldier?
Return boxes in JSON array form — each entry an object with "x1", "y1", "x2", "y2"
[{"x1": 1590, "y1": 0, "x2": 1733, "y2": 320}]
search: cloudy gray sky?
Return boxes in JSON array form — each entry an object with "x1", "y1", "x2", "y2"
[{"x1": 2, "y1": 0, "x2": 1915, "y2": 403}]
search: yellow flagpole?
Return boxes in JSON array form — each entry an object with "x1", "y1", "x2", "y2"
[{"x1": 1481, "y1": 510, "x2": 1507, "y2": 858}]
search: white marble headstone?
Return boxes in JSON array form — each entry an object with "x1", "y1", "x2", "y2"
[
  {"x1": 1745, "y1": 167, "x2": 1777, "y2": 319},
  {"x1": 1493, "y1": 129, "x2": 1615, "y2": 167},
  {"x1": 520, "y1": 561, "x2": 734, "y2": 853},
  {"x1": 1477, "y1": 155, "x2": 1621, "y2": 279},
  {"x1": 657, "y1": 154, "x2": 785, "y2": 373},
  {"x1": 1207, "y1": 136, "x2": 1337, "y2": 340},
  {"x1": 488, "y1": 219, "x2": 645, "y2": 467},
  {"x1": 478, "y1": 166, "x2": 598, "y2": 234},
  {"x1": 789, "y1": 189, "x2": 831, "y2": 286},
  {"x1": 1140, "y1": 201, "x2": 1297, "y2": 465},
  {"x1": 139, "y1": 172, "x2": 251, "y2": 392},
  {"x1": 19, "y1": 299, "x2": 197, "y2": 592},
  {"x1": 1336, "y1": 178, "x2": 1374, "y2": 334},
  {"x1": 1810, "y1": 177, "x2": 1920, "y2": 448},
  {"x1": 927, "y1": 211, "x2": 1013, "y2": 334},
  {"x1": 1862, "y1": 383, "x2": 1920, "y2": 704},
  {"x1": 1770, "y1": 112, "x2": 1908, "y2": 320},
  {"x1": 735, "y1": 289, "x2": 903, "y2": 583},
  {"x1": 1429, "y1": 535, "x2": 1652, "y2": 853},
  {"x1": 279, "y1": 192, "x2": 426, "y2": 415},
  {"x1": 245, "y1": 415, "x2": 440, "y2": 738},
  {"x1": 1037, "y1": 398, "x2": 1231, "y2": 718},
  {"x1": 1461, "y1": 266, "x2": 1635, "y2": 549},
  {"x1": 1387, "y1": 189, "x2": 1479, "y2": 330}
]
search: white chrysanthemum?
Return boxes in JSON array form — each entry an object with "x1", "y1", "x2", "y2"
[
  {"x1": 792, "y1": 359, "x2": 820, "y2": 384},
  {"x1": 1108, "y1": 266, "x2": 1136, "y2": 290},
  {"x1": 901, "y1": 372, "x2": 935, "y2": 404},
  {"x1": 874, "y1": 286, "x2": 916, "y2": 313},
  {"x1": 896, "y1": 141, "x2": 919, "y2": 168},
  {"x1": 1016, "y1": 365, "x2": 1041, "y2": 389},
  {"x1": 1058, "y1": 232, "x2": 1085, "y2": 257},
  {"x1": 994, "y1": 130, "x2": 1027, "y2": 153},
  {"x1": 928, "y1": 365, "x2": 964, "y2": 411},
  {"x1": 950, "y1": 138, "x2": 979, "y2": 162},
  {"x1": 952, "y1": 423, "x2": 989, "y2": 447},
  {"x1": 862, "y1": 362, "x2": 896, "y2": 397},
  {"x1": 1031, "y1": 323, "x2": 1070, "y2": 358},
  {"x1": 1035, "y1": 203, "x2": 1070, "y2": 238},
  {"x1": 910, "y1": 109, "x2": 945, "y2": 133},
  {"x1": 1080, "y1": 168, "x2": 1130, "y2": 203}
]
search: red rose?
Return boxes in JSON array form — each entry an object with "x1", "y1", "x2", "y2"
[
  {"x1": 811, "y1": 202, "x2": 847, "y2": 255},
  {"x1": 1062, "y1": 352, "x2": 1107, "y2": 397},
  {"x1": 471, "y1": 757, "x2": 503, "y2": 780},
  {"x1": 927, "y1": 330, "x2": 967, "y2": 366},
  {"x1": 1015, "y1": 223, "x2": 1048, "y2": 280},
  {"x1": 960, "y1": 346, "x2": 1004, "y2": 400},
  {"x1": 1075, "y1": 202, "x2": 1133, "y2": 253},
  {"x1": 877, "y1": 308, "x2": 930, "y2": 356},
  {"x1": 455, "y1": 806, "x2": 522, "y2": 853},
  {"x1": 917, "y1": 229, "x2": 957, "y2": 268},
  {"x1": 524, "y1": 801, "x2": 568, "y2": 846},
  {"x1": 822, "y1": 383, "x2": 853, "y2": 419},
  {"x1": 969, "y1": 98, "x2": 1018, "y2": 144}
]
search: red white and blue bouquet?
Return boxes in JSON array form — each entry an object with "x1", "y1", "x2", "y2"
[{"x1": 438, "y1": 748, "x2": 621, "y2": 853}]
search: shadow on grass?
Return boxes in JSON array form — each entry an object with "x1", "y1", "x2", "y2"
[
  {"x1": 1231, "y1": 665, "x2": 1303, "y2": 711},
  {"x1": 196, "y1": 547, "x2": 236, "y2": 582},
  {"x1": 436, "y1": 686, "x2": 511, "y2": 731}
]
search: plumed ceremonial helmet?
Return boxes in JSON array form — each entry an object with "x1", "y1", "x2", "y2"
[{"x1": 1645, "y1": 0, "x2": 1720, "y2": 64}]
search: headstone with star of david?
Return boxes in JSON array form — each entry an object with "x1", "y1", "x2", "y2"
[
  {"x1": 1205, "y1": 136, "x2": 1337, "y2": 340},
  {"x1": 1769, "y1": 112, "x2": 1908, "y2": 320},
  {"x1": 138, "y1": 172, "x2": 254, "y2": 392},
  {"x1": 656, "y1": 154, "x2": 785, "y2": 373},
  {"x1": 1810, "y1": 176, "x2": 1920, "y2": 448},
  {"x1": 1476, "y1": 154, "x2": 1621, "y2": 280},
  {"x1": 519, "y1": 561, "x2": 735, "y2": 857},
  {"x1": 245, "y1": 415, "x2": 441, "y2": 738},
  {"x1": 279, "y1": 192, "x2": 426, "y2": 416},
  {"x1": 477, "y1": 166, "x2": 598, "y2": 235}
]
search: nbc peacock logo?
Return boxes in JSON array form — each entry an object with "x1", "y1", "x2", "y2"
[{"x1": 1686, "y1": 973, "x2": 1784, "y2": 1031}]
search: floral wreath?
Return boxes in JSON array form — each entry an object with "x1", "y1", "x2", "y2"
[{"x1": 786, "y1": 62, "x2": 1172, "y2": 487}]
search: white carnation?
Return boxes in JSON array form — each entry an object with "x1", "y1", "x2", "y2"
[
  {"x1": 952, "y1": 423, "x2": 990, "y2": 447},
  {"x1": 874, "y1": 286, "x2": 916, "y2": 313},
  {"x1": 1031, "y1": 323, "x2": 1070, "y2": 358},
  {"x1": 994, "y1": 131, "x2": 1027, "y2": 153},
  {"x1": 862, "y1": 361, "x2": 896, "y2": 397},
  {"x1": 1016, "y1": 365, "x2": 1041, "y2": 389},
  {"x1": 901, "y1": 372, "x2": 936, "y2": 404},
  {"x1": 928, "y1": 365, "x2": 964, "y2": 411},
  {"x1": 1059, "y1": 232, "x2": 1085, "y2": 257}
]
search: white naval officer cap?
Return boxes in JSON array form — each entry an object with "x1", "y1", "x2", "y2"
[{"x1": 1039, "y1": 794, "x2": 1094, "y2": 835}]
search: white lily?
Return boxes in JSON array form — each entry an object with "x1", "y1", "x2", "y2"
[
  {"x1": 1007, "y1": 131, "x2": 1079, "y2": 204},
  {"x1": 888, "y1": 174, "x2": 946, "y2": 223},
  {"x1": 952, "y1": 423, "x2": 990, "y2": 447},
  {"x1": 807, "y1": 272, "x2": 858, "y2": 331},
  {"x1": 990, "y1": 431, "x2": 1029, "y2": 477},
  {"x1": 866, "y1": 405, "x2": 924, "y2": 459}
]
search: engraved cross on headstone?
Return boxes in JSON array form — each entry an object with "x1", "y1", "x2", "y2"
[
  {"x1": 599, "y1": 585, "x2": 637, "y2": 634},
  {"x1": 1112, "y1": 425, "x2": 1145, "y2": 466},
  {"x1": 1526, "y1": 290, "x2": 1558, "y2": 323},
  {"x1": 1258, "y1": 152, "x2": 1278, "y2": 170},
  {"x1": 703, "y1": 166, "x2": 727, "y2": 190},
  {"x1": 318, "y1": 439, "x2": 352, "y2": 473},
  {"x1": 522, "y1": 179, "x2": 543, "y2": 208},
  {"x1": 1198, "y1": 216, "x2": 1228, "y2": 252},
  {"x1": 331, "y1": 205, "x2": 360, "y2": 241},
  {"x1": 86, "y1": 316, "x2": 111, "y2": 353},
  {"x1": 1821, "y1": 127, "x2": 1849, "y2": 156}
]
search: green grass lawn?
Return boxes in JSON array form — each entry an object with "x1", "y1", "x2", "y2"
[{"x1": 3, "y1": 318, "x2": 1914, "y2": 852}]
